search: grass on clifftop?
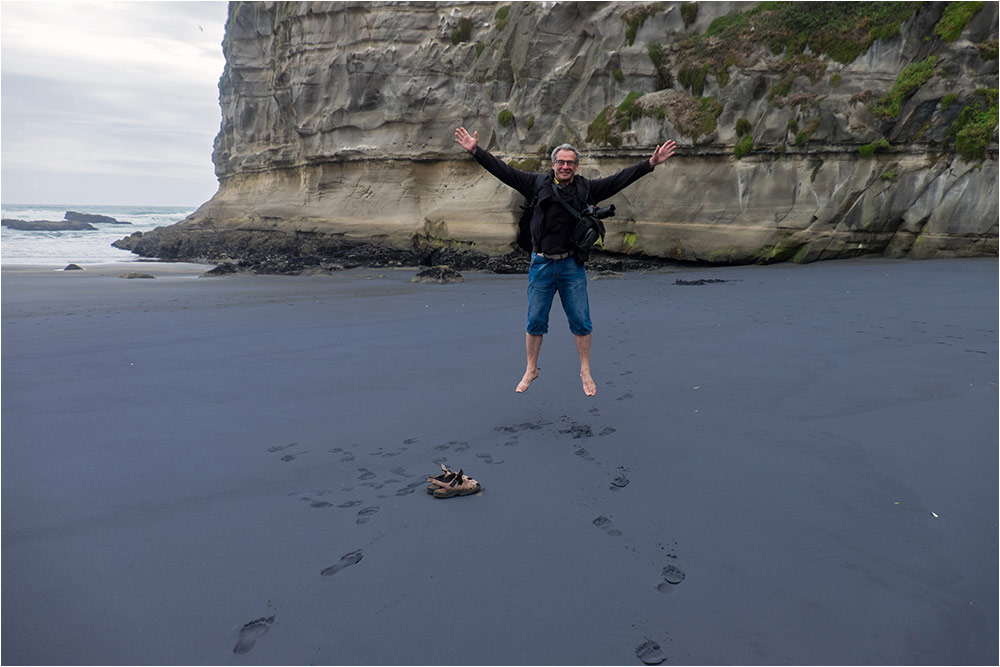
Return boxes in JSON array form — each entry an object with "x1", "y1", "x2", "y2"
[
  {"x1": 705, "y1": 2, "x2": 919, "y2": 63},
  {"x1": 671, "y1": 2, "x2": 919, "y2": 97}
]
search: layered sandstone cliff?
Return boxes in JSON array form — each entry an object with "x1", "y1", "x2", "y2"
[{"x1": 117, "y1": 1, "x2": 999, "y2": 267}]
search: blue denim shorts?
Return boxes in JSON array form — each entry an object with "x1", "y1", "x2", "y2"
[{"x1": 526, "y1": 254, "x2": 592, "y2": 336}]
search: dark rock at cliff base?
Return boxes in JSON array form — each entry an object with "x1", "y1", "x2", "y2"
[
  {"x1": 119, "y1": 272, "x2": 156, "y2": 279},
  {"x1": 113, "y1": 228, "x2": 679, "y2": 276},
  {"x1": 65, "y1": 211, "x2": 130, "y2": 225},
  {"x1": 199, "y1": 263, "x2": 241, "y2": 277},
  {"x1": 63, "y1": 264, "x2": 85, "y2": 271},
  {"x1": 411, "y1": 265, "x2": 464, "y2": 284},
  {"x1": 2, "y1": 218, "x2": 96, "y2": 231}
]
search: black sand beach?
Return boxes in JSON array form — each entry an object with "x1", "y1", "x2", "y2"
[{"x1": 2, "y1": 258, "x2": 997, "y2": 665}]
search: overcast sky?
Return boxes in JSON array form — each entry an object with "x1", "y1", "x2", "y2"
[{"x1": 1, "y1": 1, "x2": 230, "y2": 207}]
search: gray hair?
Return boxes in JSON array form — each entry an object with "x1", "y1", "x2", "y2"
[{"x1": 550, "y1": 143, "x2": 581, "y2": 163}]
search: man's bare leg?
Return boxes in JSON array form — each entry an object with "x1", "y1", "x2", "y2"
[
  {"x1": 516, "y1": 333, "x2": 543, "y2": 392},
  {"x1": 575, "y1": 333, "x2": 597, "y2": 396}
]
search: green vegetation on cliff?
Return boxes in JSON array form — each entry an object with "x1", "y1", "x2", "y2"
[
  {"x1": 872, "y1": 56, "x2": 938, "y2": 118},
  {"x1": 859, "y1": 138, "x2": 891, "y2": 157},
  {"x1": 949, "y1": 88, "x2": 999, "y2": 162},
  {"x1": 450, "y1": 17, "x2": 472, "y2": 44},
  {"x1": 934, "y1": 1, "x2": 984, "y2": 42},
  {"x1": 671, "y1": 2, "x2": 918, "y2": 98},
  {"x1": 622, "y1": 3, "x2": 662, "y2": 46},
  {"x1": 495, "y1": 5, "x2": 510, "y2": 32},
  {"x1": 680, "y1": 2, "x2": 698, "y2": 28},
  {"x1": 734, "y1": 134, "x2": 753, "y2": 159}
]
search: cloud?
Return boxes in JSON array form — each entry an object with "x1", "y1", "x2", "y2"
[{"x1": 1, "y1": 1, "x2": 229, "y2": 205}]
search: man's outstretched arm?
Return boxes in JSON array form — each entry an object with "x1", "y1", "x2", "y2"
[{"x1": 590, "y1": 139, "x2": 678, "y2": 202}]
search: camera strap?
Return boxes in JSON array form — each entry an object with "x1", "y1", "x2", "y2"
[{"x1": 549, "y1": 179, "x2": 586, "y2": 220}]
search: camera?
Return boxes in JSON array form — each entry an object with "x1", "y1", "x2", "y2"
[{"x1": 585, "y1": 204, "x2": 616, "y2": 219}]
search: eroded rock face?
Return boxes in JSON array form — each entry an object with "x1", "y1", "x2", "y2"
[{"x1": 125, "y1": 1, "x2": 998, "y2": 267}]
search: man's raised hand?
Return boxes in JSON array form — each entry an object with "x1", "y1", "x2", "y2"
[
  {"x1": 455, "y1": 127, "x2": 479, "y2": 154},
  {"x1": 649, "y1": 140, "x2": 677, "y2": 167}
]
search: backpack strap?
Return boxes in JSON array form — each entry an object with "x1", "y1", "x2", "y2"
[{"x1": 516, "y1": 173, "x2": 550, "y2": 253}]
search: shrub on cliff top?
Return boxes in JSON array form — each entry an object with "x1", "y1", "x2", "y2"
[
  {"x1": 872, "y1": 56, "x2": 938, "y2": 119},
  {"x1": 934, "y1": 1, "x2": 984, "y2": 42}
]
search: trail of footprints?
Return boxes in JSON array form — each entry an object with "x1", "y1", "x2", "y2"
[{"x1": 247, "y1": 413, "x2": 683, "y2": 662}]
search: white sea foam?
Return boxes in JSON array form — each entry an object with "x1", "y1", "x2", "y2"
[{"x1": 1, "y1": 204, "x2": 196, "y2": 265}]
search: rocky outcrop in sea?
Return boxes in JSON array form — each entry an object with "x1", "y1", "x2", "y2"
[{"x1": 116, "y1": 1, "x2": 998, "y2": 272}]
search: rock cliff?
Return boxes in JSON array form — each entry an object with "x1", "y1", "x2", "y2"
[{"x1": 116, "y1": 1, "x2": 999, "y2": 268}]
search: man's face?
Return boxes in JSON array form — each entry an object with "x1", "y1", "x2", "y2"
[{"x1": 552, "y1": 150, "x2": 578, "y2": 182}]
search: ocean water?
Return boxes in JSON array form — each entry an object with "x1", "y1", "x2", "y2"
[{"x1": 1, "y1": 204, "x2": 196, "y2": 265}]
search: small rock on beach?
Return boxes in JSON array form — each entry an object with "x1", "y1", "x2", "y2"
[{"x1": 411, "y1": 265, "x2": 463, "y2": 284}]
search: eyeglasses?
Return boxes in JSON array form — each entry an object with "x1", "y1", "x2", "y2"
[{"x1": 553, "y1": 159, "x2": 578, "y2": 166}]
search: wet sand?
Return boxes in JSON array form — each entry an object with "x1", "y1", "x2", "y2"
[{"x1": 2, "y1": 257, "x2": 997, "y2": 665}]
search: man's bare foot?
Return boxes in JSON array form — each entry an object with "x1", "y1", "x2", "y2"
[
  {"x1": 515, "y1": 370, "x2": 539, "y2": 393},
  {"x1": 581, "y1": 370, "x2": 597, "y2": 396}
]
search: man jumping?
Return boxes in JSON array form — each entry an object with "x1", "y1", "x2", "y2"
[{"x1": 455, "y1": 127, "x2": 676, "y2": 396}]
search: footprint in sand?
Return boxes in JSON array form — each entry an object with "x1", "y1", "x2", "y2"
[
  {"x1": 356, "y1": 506, "x2": 380, "y2": 524},
  {"x1": 476, "y1": 453, "x2": 504, "y2": 465},
  {"x1": 321, "y1": 549, "x2": 363, "y2": 576},
  {"x1": 635, "y1": 639, "x2": 666, "y2": 665},
  {"x1": 267, "y1": 443, "x2": 297, "y2": 453},
  {"x1": 575, "y1": 447, "x2": 596, "y2": 462},
  {"x1": 658, "y1": 564, "x2": 686, "y2": 589},
  {"x1": 611, "y1": 468, "x2": 630, "y2": 489},
  {"x1": 392, "y1": 480, "x2": 427, "y2": 496},
  {"x1": 560, "y1": 423, "x2": 593, "y2": 439},
  {"x1": 357, "y1": 468, "x2": 376, "y2": 480},
  {"x1": 593, "y1": 515, "x2": 622, "y2": 537},
  {"x1": 336, "y1": 500, "x2": 362, "y2": 508},
  {"x1": 616, "y1": 392, "x2": 634, "y2": 401},
  {"x1": 233, "y1": 616, "x2": 275, "y2": 655},
  {"x1": 599, "y1": 426, "x2": 616, "y2": 436},
  {"x1": 496, "y1": 419, "x2": 550, "y2": 433}
]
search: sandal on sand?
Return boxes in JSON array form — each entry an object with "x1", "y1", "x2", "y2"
[
  {"x1": 425, "y1": 464, "x2": 461, "y2": 494},
  {"x1": 428, "y1": 471, "x2": 482, "y2": 499},
  {"x1": 433, "y1": 480, "x2": 482, "y2": 499}
]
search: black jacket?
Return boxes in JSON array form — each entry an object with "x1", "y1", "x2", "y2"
[{"x1": 471, "y1": 147, "x2": 654, "y2": 253}]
